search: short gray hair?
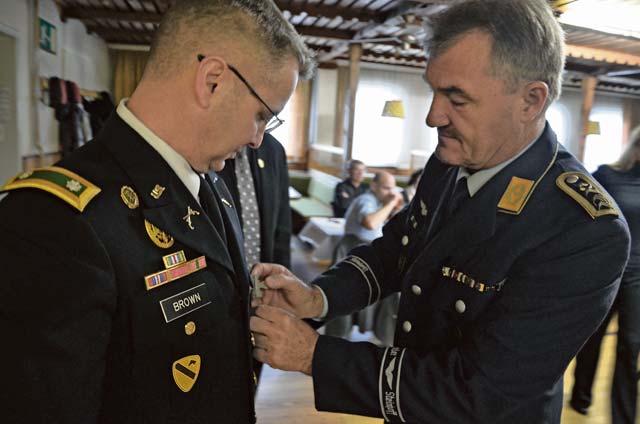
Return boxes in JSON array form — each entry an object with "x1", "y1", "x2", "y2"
[
  {"x1": 147, "y1": 0, "x2": 315, "y2": 79},
  {"x1": 426, "y1": 0, "x2": 565, "y2": 110}
]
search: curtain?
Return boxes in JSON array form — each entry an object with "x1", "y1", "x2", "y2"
[{"x1": 113, "y1": 51, "x2": 148, "y2": 104}]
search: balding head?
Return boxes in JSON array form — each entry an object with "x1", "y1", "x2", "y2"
[{"x1": 371, "y1": 171, "x2": 396, "y2": 202}]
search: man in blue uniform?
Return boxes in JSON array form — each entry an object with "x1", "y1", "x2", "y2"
[
  {"x1": 249, "y1": 0, "x2": 630, "y2": 422},
  {"x1": 0, "y1": 0, "x2": 314, "y2": 422}
]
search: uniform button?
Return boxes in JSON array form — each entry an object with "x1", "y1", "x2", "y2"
[
  {"x1": 411, "y1": 285, "x2": 422, "y2": 295},
  {"x1": 402, "y1": 320, "x2": 412, "y2": 333},
  {"x1": 401, "y1": 235, "x2": 409, "y2": 246},
  {"x1": 251, "y1": 333, "x2": 256, "y2": 347},
  {"x1": 455, "y1": 300, "x2": 466, "y2": 314},
  {"x1": 253, "y1": 372, "x2": 258, "y2": 386},
  {"x1": 184, "y1": 321, "x2": 196, "y2": 335}
]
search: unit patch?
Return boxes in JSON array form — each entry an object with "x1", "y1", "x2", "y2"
[
  {"x1": 0, "y1": 166, "x2": 101, "y2": 212},
  {"x1": 556, "y1": 172, "x2": 619, "y2": 219},
  {"x1": 159, "y1": 283, "x2": 211, "y2": 323},
  {"x1": 172, "y1": 355, "x2": 201, "y2": 393}
]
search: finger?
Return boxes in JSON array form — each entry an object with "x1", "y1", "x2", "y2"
[
  {"x1": 253, "y1": 333, "x2": 269, "y2": 350},
  {"x1": 251, "y1": 262, "x2": 287, "y2": 280},
  {"x1": 255, "y1": 304, "x2": 292, "y2": 322},
  {"x1": 264, "y1": 273, "x2": 300, "y2": 291},
  {"x1": 253, "y1": 347, "x2": 268, "y2": 364},
  {"x1": 250, "y1": 315, "x2": 274, "y2": 335}
]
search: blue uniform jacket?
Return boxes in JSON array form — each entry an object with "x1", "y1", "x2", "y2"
[{"x1": 311, "y1": 124, "x2": 630, "y2": 423}]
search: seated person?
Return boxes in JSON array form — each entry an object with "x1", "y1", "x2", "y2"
[
  {"x1": 402, "y1": 168, "x2": 423, "y2": 204},
  {"x1": 325, "y1": 171, "x2": 403, "y2": 340},
  {"x1": 331, "y1": 159, "x2": 368, "y2": 217}
]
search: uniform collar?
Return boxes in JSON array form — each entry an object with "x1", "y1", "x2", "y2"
[
  {"x1": 457, "y1": 126, "x2": 545, "y2": 197},
  {"x1": 117, "y1": 99, "x2": 201, "y2": 203}
]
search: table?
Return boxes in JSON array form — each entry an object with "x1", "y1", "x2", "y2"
[{"x1": 297, "y1": 217, "x2": 345, "y2": 263}]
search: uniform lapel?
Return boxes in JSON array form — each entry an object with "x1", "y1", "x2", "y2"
[
  {"x1": 99, "y1": 115, "x2": 234, "y2": 274},
  {"x1": 208, "y1": 172, "x2": 251, "y2": 297},
  {"x1": 411, "y1": 123, "x2": 559, "y2": 270}
]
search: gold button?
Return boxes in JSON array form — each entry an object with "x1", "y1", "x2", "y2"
[
  {"x1": 251, "y1": 333, "x2": 256, "y2": 347},
  {"x1": 411, "y1": 285, "x2": 422, "y2": 295},
  {"x1": 253, "y1": 372, "x2": 258, "y2": 386},
  {"x1": 455, "y1": 300, "x2": 466, "y2": 314},
  {"x1": 402, "y1": 320, "x2": 412, "y2": 333},
  {"x1": 401, "y1": 235, "x2": 409, "y2": 246},
  {"x1": 184, "y1": 321, "x2": 196, "y2": 335}
]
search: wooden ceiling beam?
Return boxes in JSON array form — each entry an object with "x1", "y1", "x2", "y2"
[
  {"x1": 61, "y1": 6, "x2": 162, "y2": 23},
  {"x1": 297, "y1": 26, "x2": 356, "y2": 40},
  {"x1": 274, "y1": 0, "x2": 384, "y2": 23},
  {"x1": 566, "y1": 44, "x2": 640, "y2": 67}
]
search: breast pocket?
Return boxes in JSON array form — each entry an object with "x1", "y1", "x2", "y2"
[{"x1": 129, "y1": 270, "x2": 235, "y2": 354}]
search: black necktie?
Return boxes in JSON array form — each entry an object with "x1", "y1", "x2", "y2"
[
  {"x1": 445, "y1": 176, "x2": 469, "y2": 218},
  {"x1": 198, "y1": 174, "x2": 227, "y2": 243}
]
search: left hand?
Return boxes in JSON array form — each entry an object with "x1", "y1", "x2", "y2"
[{"x1": 250, "y1": 305, "x2": 319, "y2": 375}]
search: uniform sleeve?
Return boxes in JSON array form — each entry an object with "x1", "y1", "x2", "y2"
[
  {"x1": 312, "y1": 206, "x2": 408, "y2": 319},
  {"x1": 312, "y1": 217, "x2": 629, "y2": 422},
  {"x1": 0, "y1": 190, "x2": 116, "y2": 422},
  {"x1": 272, "y1": 144, "x2": 292, "y2": 268}
]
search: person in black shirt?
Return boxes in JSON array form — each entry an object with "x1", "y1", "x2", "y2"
[
  {"x1": 331, "y1": 159, "x2": 369, "y2": 217},
  {"x1": 571, "y1": 125, "x2": 640, "y2": 423}
]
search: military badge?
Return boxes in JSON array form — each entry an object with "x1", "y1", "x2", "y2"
[
  {"x1": 150, "y1": 184, "x2": 166, "y2": 199},
  {"x1": 144, "y1": 220, "x2": 175, "y2": 249},
  {"x1": 172, "y1": 355, "x2": 201, "y2": 393},
  {"x1": 162, "y1": 250, "x2": 187, "y2": 269},
  {"x1": 145, "y1": 255, "x2": 207, "y2": 291},
  {"x1": 221, "y1": 198, "x2": 233, "y2": 208},
  {"x1": 556, "y1": 172, "x2": 619, "y2": 219},
  {"x1": 120, "y1": 186, "x2": 139, "y2": 209},
  {"x1": 497, "y1": 176, "x2": 534, "y2": 214},
  {"x1": 183, "y1": 206, "x2": 200, "y2": 230}
]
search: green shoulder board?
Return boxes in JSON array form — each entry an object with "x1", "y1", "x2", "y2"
[
  {"x1": 0, "y1": 166, "x2": 101, "y2": 212},
  {"x1": 556, "y1": 172, "x2": 618, "y2": 219}
]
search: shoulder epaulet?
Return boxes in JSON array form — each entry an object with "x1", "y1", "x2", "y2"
[
  {"x1": 556, "y1": 171, "x2": 618, "y2": 219},
  {"x1": 0, "y1": 166, "x2": 101, "y2": 212}
]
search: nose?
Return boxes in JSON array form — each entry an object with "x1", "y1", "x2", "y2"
[
  {"x1": 425, "y1": 95, "x2": 449, "y2": 129},
  {"x1": 249, "y1": 128, "x2": 265, "y2": 149}
]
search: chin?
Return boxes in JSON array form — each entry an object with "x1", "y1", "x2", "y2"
[
  {"x1": 211, "y1": 160, "x2": 226, "y2": 172},
  {"x1": 435, "y1": 145, "x2": 463, "y2": 167}
]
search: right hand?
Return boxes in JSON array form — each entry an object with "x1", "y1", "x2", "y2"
[{"x1": 250, "y1": 263, "x2": 324, "y2": 319}]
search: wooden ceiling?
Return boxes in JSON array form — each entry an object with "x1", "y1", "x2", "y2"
[{"x1": 54, "y1": 0, "x2": 640, "y2": 95}]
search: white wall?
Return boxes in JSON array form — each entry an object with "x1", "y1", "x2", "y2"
[
  {"x1": 315, "y1": 68, "x2": 337, "y2": 146},
  {"x1": 0, "y1": 0, "x2": 32, "y2": 167},
  {"x1": 0, "y1": 0, "x2": 111, "y2": 166},
  {"x1": 38, "y1": 0, "x2": 111, "y2": 155}
]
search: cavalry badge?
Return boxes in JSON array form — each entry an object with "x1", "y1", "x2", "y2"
[
  {"x1": 172, "y1": 355, "x2": 201, "y2": 393},
  {"x1": 556, "y1": 172, "x2": 619, "y2": 219}
]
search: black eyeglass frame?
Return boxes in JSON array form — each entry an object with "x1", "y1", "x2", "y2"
[{"x1": 197, "y1": 54, "x2": 284, "y2": 133}]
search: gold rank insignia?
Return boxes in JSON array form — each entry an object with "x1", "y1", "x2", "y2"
[
  {"x1": 497, "y1": 176, "x2": 535, "y2": 214},
  {"x1": 172, "y1": 355, "x2": 201, "y2": 393},
  {"x1": 150, "y1": 184, "x2": 166, "y2": 199},
  {"x1": 556, "y1": 172, "x2": 619, "y2": 219},
  {"x1": 145, "y1": 220, "x2": 175, "y2": 249},
  {"x1": 182, "y1": 206, "x2": 200, "y2": 230},
  {"x1": 0, "y1": 166, "x2": 100, "y2": 212},
  {"x1": 120, "y1": 186, "x2": 139, "y2": 209},
  {"x1": 257, "y1": 158, "x2": 265, "y2": 169}
]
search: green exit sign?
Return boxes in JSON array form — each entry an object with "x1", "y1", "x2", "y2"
[{"x1": 39, "y1": 18, "x2": 57, "y2": 54}]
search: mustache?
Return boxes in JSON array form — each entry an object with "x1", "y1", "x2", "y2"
[{"x1": 437, "y1": 127, "x2": 459, "y2": 139}]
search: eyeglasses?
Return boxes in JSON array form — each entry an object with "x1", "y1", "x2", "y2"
[{"x1": 197, "y1": 54, "x2": 284, "y2": 133}]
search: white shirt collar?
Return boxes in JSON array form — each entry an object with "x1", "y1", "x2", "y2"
[
  {"x1": 116, "y1": 99, "x2": 201, "y2": 202},
  {"x1": 457, "y1": 127, "x2": 545, "y2": 197}
]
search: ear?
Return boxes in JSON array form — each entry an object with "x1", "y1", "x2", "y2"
[
  {"x1": 520, "y1": 81, "x2": 549, "y2": 122},
  {"x1": 194, "y1": 56, "x2": 226, "y2": 108}
]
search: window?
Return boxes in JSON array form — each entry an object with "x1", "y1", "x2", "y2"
[{"x1": 582, "y1": 105, "x2": 624, "y2": 172}]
